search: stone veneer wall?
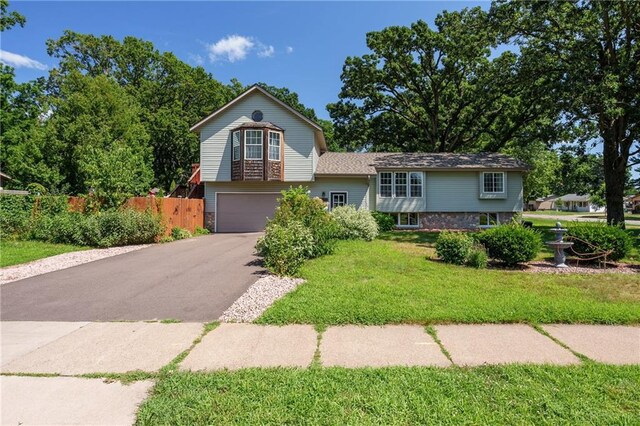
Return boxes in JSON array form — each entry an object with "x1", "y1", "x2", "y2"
[
  {"x1": 419, "y1": 212, "x2": 517, "y2": 230},
  {"x1": 204, "y1": 212, "x2": 215, "y2": 232}
]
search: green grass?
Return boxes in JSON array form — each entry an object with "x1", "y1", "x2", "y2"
[
  {"x1": 135, "y1": 365, "x2": 640, "y2": 425},
  {"x1": 0, "y1": 240, "x2": 88, "y2": 267},
  {"x1": 258, "y1": 236, "x2": 640, "y2": 326}
]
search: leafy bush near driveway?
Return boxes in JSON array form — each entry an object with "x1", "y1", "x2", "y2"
[
  {"x1": 566, "y1": 222, "x2": 632, "y2": 261},
  {"x1": 0, "y1": 195, "x2": 68, "y2": 239},
  {"x1": 476, "y1": 224, "x2": 542, "y2": 266},
  {"x1": 435, "y1": 231, "x2": 473, "y2": 265},
  {"x1": 372, "y1": 211, "x2": 395, "y2": 232},
  {"x1": 194, "y1": 226, "x2": 210, "y2": 236},
  {"x1": 29, "y1": 209, "x2": 163, "y2": 247},
  {"x1": 271, "y1": 186, "x2": 340, "y2": 258},
  {"x1": 256, "y1": 221, "x2": 314, "y2": 276},
  {"x1": 331, "y1": 205, "x2": 379, "y2": 241},
  {"x1": 171, "y1": 227, "x2": 192, "y2": 240}
]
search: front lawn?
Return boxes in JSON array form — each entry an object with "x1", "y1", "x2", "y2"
[
  {"x1": 0, "y1": 240, "x2": 88, "y2": 267},
  {"x1": 136, "y1": 365, "x2": 640, "y2": 424},
  {"x1": 258, "y1": 235, "x2": 640, "y2": 326}
]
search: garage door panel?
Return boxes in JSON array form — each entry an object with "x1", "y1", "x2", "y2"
[{"x1": 217, "y1": 193, "x2": 280, "y2": 232}]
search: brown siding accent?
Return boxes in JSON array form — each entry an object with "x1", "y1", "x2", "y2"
[
  {"x1": 243, "y1": 160, "x2": 264, "y2": 180},
  {"x1": 231, "y1": 159, "x2": 241, "y2": 180},
  {"x1": 267, "y1": 160, "x2": 281, "y2": 181}
]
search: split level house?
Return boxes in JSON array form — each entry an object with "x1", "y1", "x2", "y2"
[{"x1": 191, "y1": 85, "x2": 526, "y2": 233}]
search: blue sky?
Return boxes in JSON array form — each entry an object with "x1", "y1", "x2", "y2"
[{"x1": 2, "y1": 1, "x2": 485, "y2": 119}]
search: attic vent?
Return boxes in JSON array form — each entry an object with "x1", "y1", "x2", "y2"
[{"x1": 251, "y1": 110, "x2": 263, "y2": 122}]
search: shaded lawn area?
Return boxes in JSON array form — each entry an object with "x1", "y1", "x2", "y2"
[
  {"x1": 0, "y1": 240, "x2": 88, "y2": 268},
  {"x1": 258, "y1": 235, "x2": 640, "y2": 326},
  {"x1": 136, "y1": 365, "x2": 640, "y2": 425}
]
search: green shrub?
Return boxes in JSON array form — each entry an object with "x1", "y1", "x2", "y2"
[
  {"x1": 256, "y1": 221, "x2": 314, "y2": 276},
  {"x1": 29, "y1": 209, "x2": 164, "y2": 247},
  {"x1": 476, "y1": 224, "x2": 542, "y2": 265},
  {"x1": 0, "y1": 194, "x2": 70, "y2": 239},
  {"x1": 171, "y1": 227, "x2": 192, "y2": 240},
  {"x1": 566, "y1": 222, "x2": 632, "y2": 261},
  {"x1": 372, "y1": 211, "x2": 395, "y2": 232},
  {"x1": 272, "y1": 186, "x2": 339, "y2": 258},
  {"x1": 194, "y1": 226, "x2": 210, "y2": 236},
  {"x1": 466, "y1": 245, "x2": 488, "y2": 269},
  {"x1": 435, "y1": 231, "x2": 473, "y2": 265},
  {"x1": 159, "y1": 236, "x2": 174, "y2": 243},
  {"x1": 331, "y1": 205, "x2": 379, "y2": 241}
]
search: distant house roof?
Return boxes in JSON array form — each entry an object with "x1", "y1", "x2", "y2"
[
  {"x1": 558, "y1": 194, "x2": 590, "y2": 202},
  {"x1": 534, "y1": 195, "x2": 559, "y2": 202},
  {"x1": 315, "y1": 152, "x2": 527, "y2": 176}
]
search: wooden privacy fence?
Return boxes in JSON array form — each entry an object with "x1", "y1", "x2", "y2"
[{"x1": 69, "y1": 196, "x2": 204, "y2": 235}]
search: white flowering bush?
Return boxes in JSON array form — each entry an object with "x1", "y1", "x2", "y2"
[{"x1": 331, "y1": 205, "x2": 379, "y2": 241}]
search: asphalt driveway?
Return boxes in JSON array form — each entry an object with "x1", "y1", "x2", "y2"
[{"x1": 0, "y1": 234, "x2": 264, "y2": 322}]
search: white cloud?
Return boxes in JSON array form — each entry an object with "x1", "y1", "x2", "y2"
[
  {"x1": 286, "y1": 46, "x2": 294, "y2": 54},
  {"x1": 257, "y1": 44, "x2": 275, "y2": 58},
  {"x1": 207, "y1": 35, "x2": 254, "y2": 63},
  {"x1": 0, "y1": 49, "x2": 47, "y2": 70}
]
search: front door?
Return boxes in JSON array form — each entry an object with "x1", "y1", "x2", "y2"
[{"x1": 330, "y1": 192, "x2": 348, "y2": 210}]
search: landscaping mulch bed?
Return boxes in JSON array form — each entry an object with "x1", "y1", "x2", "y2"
[{"x1": 521, "y1": 260, "x2": 639, "y2": 275}]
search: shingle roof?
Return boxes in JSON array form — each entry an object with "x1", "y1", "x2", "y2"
[{"x1": 315, "y1": 152, "x2": 527, "y2": 176}]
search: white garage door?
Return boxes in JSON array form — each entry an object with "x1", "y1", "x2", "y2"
[{"x1": 216, "y1": 193, "x2": 280, "y2": 232}]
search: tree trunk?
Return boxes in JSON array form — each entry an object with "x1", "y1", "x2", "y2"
[{"x1": 602, "y1": 131, "x2": 627, "y2": 228}]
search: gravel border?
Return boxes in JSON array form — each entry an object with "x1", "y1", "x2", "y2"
[
  {"x1": 0, "y1": 245, "x2": 149, "y2": 285},
  {"x1": 220, "y1": 275, "x2": 305, "y2": 323}
]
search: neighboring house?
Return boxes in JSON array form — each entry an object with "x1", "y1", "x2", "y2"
[
  {"x1": 191, "y1": 85, "x2": 526, "y2": 232},
  {"x1": 629, "y1": 194, "x2": 640, "y2": 212},
  {"x1": 527, "y1": 195, "x2": 559, "y2": 211},
  {"x1": 555, "y1": 194, "x2": 605, "y2": 213}
]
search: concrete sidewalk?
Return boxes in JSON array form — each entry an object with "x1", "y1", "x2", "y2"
[{"x1": 1, "y1": 321, "x2": 638, "y2": 425}]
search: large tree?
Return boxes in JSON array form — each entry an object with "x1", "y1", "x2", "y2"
[
  {"x1": 328, "y1": 8, "x2": 557, "y2": 153},
  {"x1": 492, "y1": 0, "x2": 639, "y2": 225},
  {"x1": 45, "y1": 31, "x2": 233, "y2": 190}
]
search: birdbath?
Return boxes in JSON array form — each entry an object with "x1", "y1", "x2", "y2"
[{"x1": 545, "y1": 222, "x2": 574, "y2": 268}]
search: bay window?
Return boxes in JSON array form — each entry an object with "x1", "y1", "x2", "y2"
[
  {"x1": 232, "y1": 131, "x2": 241, "y2": 161},
  {"x1": 268, "y1": 131, "x2": 281, "y2": 161},
  {"x1": 244, "y1": 130, "x2": 263, "y2": 160}
]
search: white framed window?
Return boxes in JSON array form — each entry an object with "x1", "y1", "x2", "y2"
[
  {"x1": 268, "y1": 131, "x2": 281, "y2": 161},
  {"x1": 410, "y1": 172, "x2": 423, "y2": 197},
  {"x1": 244, "y1": 129, "x2": 263, "y2": 160},
  {"x1": 483, "y1": 172, "x2": 504, "y2": 193},
  {"x1": 330, "y1": 192, "x2": 348, "y2": 210},
  {"x1": 232, "y1": 131, "x2": 241, "y2": 161},
  {"x1": 379, "y1": 171, "x2": 423, "y2": 198},
  {"x1": 395, "y1": 172, "x2": 408, "y2": 197},
  {"x1": 396, "y1": 212, "x2": 419, "y2": 227},
  {"x1": 479, "y1": 213, "x2": 499, "y2": 227},
  {"x1": 379, "y1": 172, "x2": 392, "y2": 198}
]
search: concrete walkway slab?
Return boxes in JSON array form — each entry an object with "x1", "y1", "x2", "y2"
[
  {"x1": 321, "y1": 325, "x2": 450, "y2": 367},
  {"x1": 542, "y1": 324, "x2": 640, "y2": 365},
  {"x1": 2, "y1": 322, "x2": 202, "y2": 374},
  {"x1": 181, "y1": 324, "x2": 317, "y2": 370},
  {"x1": 435, "y1": 324, "x2": 580, "y2": 366},
  {"x1": 1, "y1": 375, "x2": 152, "y2": 425},
  {"x1": 1, "y1": 321, "x2": 88, "y2": 366}
]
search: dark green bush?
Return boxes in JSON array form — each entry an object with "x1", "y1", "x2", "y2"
[
  {"x1": 372, "y1": 211, "x2": 395, "y2": 232},
  {"x1": 256, "y1": 221, "x2": 314, "y2": 276},
  {"x1": 271, "y1": 186, "x2": 339, "y2": 258},
  {"x1": 466, "y1": 245, "x2": 488, "y2": 269},
  {"x1": 476, "y1": 224, "x2": 542, "y2": 265},
  {"x1": 435, "y1": 231, "x2": 473, "y2": 265},
  {"x1": 566, "y1": 222, "x2": 632, "y2": 261},
  {"x1": 0, "y1": 194, "x2": 69, "y2": 239},
  {"x1": 171, "y1": 227, "x2": 192, "y2": 240}
]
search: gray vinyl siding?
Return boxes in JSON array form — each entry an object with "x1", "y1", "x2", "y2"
[
  {"x1": 310, "y1": 177, "x2": 370, "y2": 210},
  {"x1": 204, "y1": 178, "x2": 370, "y2": 212},
  {"x1": 425, "y1": 171, "x2": 523, "y2": 212},
  {"x1": 200, "y1": 91, "x2": 316, "y2": 182}
]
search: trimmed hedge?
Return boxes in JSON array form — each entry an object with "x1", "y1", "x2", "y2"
[
  {"x1": 566, "y1": 222, "x2": 632, "y2": 261},
  {"x1": 476, "y1": 224, "x2": 542, "y2": 266},
  {"x1": 435, "y1": 231, "x2": 473, "y2": 265},
  {"x1": 331, "y1": 205, "x2": 379, "y2": 241}
]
